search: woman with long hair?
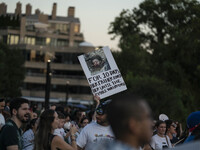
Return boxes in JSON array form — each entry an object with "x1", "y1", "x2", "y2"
[
  {"x1": 22, "y1": 118, "x2": 38, "y2": 150},
  {"x1": 150, "y1": 120, "x2": 172, "y2": 150},
  {"x1": 34, "y1": 109, "x2": 77, "y2": 150},
  {"x1": 165, "y1": 120, "x2": 178, "y2": 145}
]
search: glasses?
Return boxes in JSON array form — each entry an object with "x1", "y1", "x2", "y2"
[
  {"x1": 96, "y1": 108, "x2": 104, "y2": 115},
  {"x1": 96, "y1": 100, "x2": 112, "y2": 115}
]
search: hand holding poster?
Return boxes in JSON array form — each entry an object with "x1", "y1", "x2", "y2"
[{"x1": 78, "y1": 46, "x2": 127, "y2": 99}]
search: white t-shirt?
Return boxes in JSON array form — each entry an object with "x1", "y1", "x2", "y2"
[
  {"x1": 150, "y1": 134, "x2": 172, "y2": 150},
  {"x1": 0, "y1": 113, "x2": 5, "y2": 127},
  {"x1": 54, "y1": 128, "x2": 66, "y2": 140},
  {"x1": 76, "y1": 122, "x2": 115, "y2": 150}
]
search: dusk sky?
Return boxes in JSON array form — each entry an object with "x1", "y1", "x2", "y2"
[{"x1": 0, "y1": 0, "x2": 144, "y2": 50}]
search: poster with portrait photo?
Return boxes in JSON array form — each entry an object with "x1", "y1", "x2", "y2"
[{"x1": 78, "y1": 46, "x2": 127, "y2": 99}]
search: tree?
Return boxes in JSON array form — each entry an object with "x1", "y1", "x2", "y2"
[
  {"x1": 0, "y1": 42, "x2": 25, "y2": 98},
  {"x1": 109, "y1": 0, "x2": 200, "y2": 121}
]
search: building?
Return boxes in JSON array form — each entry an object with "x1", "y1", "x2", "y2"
[{"x1": 0, "y1": 2, "x2": 95, "y2": 104}]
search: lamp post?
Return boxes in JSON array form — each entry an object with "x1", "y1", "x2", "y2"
[
  {"x1": 66, "y1": 81, "x2": 70, "y2": 105},
  {"x1": 45, "y1": 59, "x2": 51, "y2": 110}
]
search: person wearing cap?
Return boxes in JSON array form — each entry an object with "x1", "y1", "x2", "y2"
[
  {"x1": 184, "y1": 111, "x2": 200, "y2": 143},
  {"x1": 88, "y1": 93, "x2": 153, "y2": 150},
  {"x1": 76, "y1": 99, "x2": 114, "y2": 150},
  {"x1": 0, "y1": 98, "x2": 5, "y2": 130}
]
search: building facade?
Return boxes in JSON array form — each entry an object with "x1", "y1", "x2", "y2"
[{"x1": 0, "y1": 2, "x2": 94, "y2": 104}]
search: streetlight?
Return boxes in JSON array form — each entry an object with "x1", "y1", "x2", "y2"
[
  {"x1": 45, "y1": 59, "x2": 51, "y2": 110},
  {"x1": 66, "y1": 81, "x2": 70, "y2": 105}
]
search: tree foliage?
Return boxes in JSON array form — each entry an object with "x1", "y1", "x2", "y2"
[
  {"x1": 109, "y1": 0, "x2": 200, "y2": 121},
  {"x1": 0, "y1": 43, "x2": 25, "y2": 98}
]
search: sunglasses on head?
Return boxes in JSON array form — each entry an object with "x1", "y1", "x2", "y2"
[
  {"x1": 96, "y1": 108, "x2": 104, "y2": 115},
  {"x1": 171, "y1": 124, "x2": 177, "y2": 128}
]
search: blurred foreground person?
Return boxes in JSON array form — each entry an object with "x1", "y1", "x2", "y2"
[
  {"x1": 0, "y1": 98, "x2": 30, "y2": 150},
  {"x1": 150, "y1": 120, "x2": 172, "y2": 150},
  {"x1": 76, "y1": 100, "x2": 114, "y2": 150},
  {"x1": 184, "y1": 111, "x2": 200, "y2": 143},
  {"x1": 34, "y1": 109, "x2": 77, "y2": 150},
  {"x1": 89, "y1": 93, "x2": 153, "y2": 150}
]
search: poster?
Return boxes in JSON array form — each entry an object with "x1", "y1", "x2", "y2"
[{"x1": 78, "y1": 46, "x2": 127, "y2": 99}]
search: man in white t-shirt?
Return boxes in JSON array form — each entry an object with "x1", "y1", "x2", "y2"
[
  {"x1": 76, "y1": 100, "x2": 114, "y2": 150},
  {"x1": 0, "y1": 98, "x2": 5, "y2": 130}
]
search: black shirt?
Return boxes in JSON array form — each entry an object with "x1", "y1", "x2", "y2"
[{"x1": 0, "y1": 119, "x2": 22, "y2": 150}]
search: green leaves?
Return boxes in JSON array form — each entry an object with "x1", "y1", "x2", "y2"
[
  {"x1": 0, "y1": 43, "x2": 25, "y2": 98},
  {"x1": 109, "y1": 0, "x2": 200, "y2": 122}
]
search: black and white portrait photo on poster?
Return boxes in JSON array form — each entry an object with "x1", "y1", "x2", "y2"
[
  {"x1": 84, "y1": 48, "x2": 111, "y2": 76},
  {"x1": 78, "y1": 46, "x2": 127, "y2": 99}
]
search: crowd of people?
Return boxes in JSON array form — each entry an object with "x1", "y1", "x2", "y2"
[{"x1": 0, "y1": 94, "x2": 199, "y2": 150}]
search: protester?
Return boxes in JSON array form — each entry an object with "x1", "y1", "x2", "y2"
[
  {"x1": 184, "y1": 111, "x2": 200, "y2": 143},
  {"x1": 34, "y1": 109, "x2": 77, "y2": 150},
  {"x1": 165, "y1": 120, "x2": 178, "y2": 145},
  {"x1": 0, "y1": 98, "x2": 30, "y2": 150},
  {"x1": 79, "y1": 117, "x2": 89, "y2": 133},
  {"x1": 50, "y1": 104, "x2": 56, "y2": 111},
  {"x1": 64, "y1": 113, "x2": 72, "y2": 132},
  {"x1": 0, "y1": 98, "x2": 5, "y2": 130},
  {"x1": 54, "y1": 112, "x2": 67, "y2": 140},
  {"x1": 72, "y1": 110, "x2": 85, "y2": 127},
  {"x1": 30, "y1": 112, "x2": 38, "y2": 120},
  {"x1": 22, "y1": 118, "x2": 38, "y2": 150},
  {"x1": 87, "y1": 93, "x2": 153, "y2": 150},
  {"x1": 4, "y1": 100, "x2": 10, "y2": 113},
  {"x1": 150, "y1": 120, "x2": 172, "y2": 150},
  {"x1": 76, "y1": 100, "x2": 114, "y2": 150}
]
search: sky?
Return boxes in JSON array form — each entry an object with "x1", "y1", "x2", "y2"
[{"x1": 0, "y1": 0, "x2": 144, "y2": 50}]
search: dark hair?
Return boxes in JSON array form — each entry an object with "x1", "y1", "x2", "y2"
[
  {"x1": 80, "y1": 117, "x2": 89, "y2": 124},
  {"x1": 0, "y1": 98, "x2": 5, "y2": 102},
  {"x1": 25, "y1": 118, "x2": 38, "y2": 131},
  {"x1": 165, "y1": 120, "x2": 173, "y2": 129},
  {"x1": 155, "y1": 120, "x2": 166, "y2": 128},
  {"x1": 55, "y1": 105, "x2": 65, "y2": 114},
  {"x1": 10, "y1": 98, "x2": 29, "y2": 116},
  {"x1": 91, "y1": 55, "x2": 102, "y2": 63},
  {"x1": 87, "y1": 110, "x2": 95, "y2": 122},
  {"x1": 57, "y1": 112, "x2": 65, "y2": 119},
  {"x1": 51, "y1": 104, "x2": 56, "y2": 107},
  {"x1": 34, "y1": 109, "x2": 55, "y2": 150},
  {"x1": 107, "y1": 93, "x2": 149, "y2": 139}
]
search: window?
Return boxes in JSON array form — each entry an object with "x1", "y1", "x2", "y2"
[
  {"x1": 30, "y1": 50, "x2": 36, "y2": 61},
  {"x1": 24, "y1": 36, "x2": 35, "y2": 45},
  {"x1": 46, "y1": 38, "x2": 51, "y2": 45},
  {"x1": 7, "y1": 34, "x2": 19, "y2": 45},
  {"x1": 57, "y1": 39, "x2": 69, "y2": 47},
  {"x1": 74, "y1": 24, "x2": 79, "y2": 33},
  {"x1": 36, "y1": 37, "x2": 46, "y2": 46},
  {"x1": 55, "y1": 23, "x2": 69, "y2": 32},
  {"x1": 54, "y1": 52, "x2": 82, "y2": 64}
]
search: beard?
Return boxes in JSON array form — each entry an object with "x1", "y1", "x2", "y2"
[
  {"x1": 16, "y1": 113, "x2": 30, "y2": 123},
  {"x1": 97, "y1": 118, "x2": 108, "y2": 126}
]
